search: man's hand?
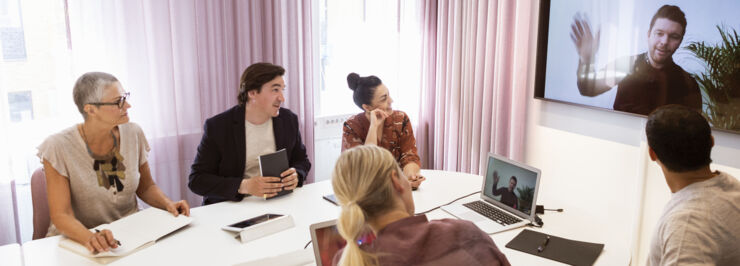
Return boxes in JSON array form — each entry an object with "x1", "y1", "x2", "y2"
[
  {"x1": 280, "y1": 167, "x2": 299, "y2": 191},
  {"x1": 570, "y1": 12, "x2": 600, "y2": 63},
  {"x1": 239, "y1": 176, "x2": 284, "y2": 198}
]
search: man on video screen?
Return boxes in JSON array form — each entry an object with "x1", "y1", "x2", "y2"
[
  {"x1": 491, "y1": 171, "x2": 518, "y2": 209},
  {"x1": 571, "y1": 5, "x2": 701, "y2": 115}
]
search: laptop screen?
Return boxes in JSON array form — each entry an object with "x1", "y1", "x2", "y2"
[
  {"x1": 311, "y1": 221, "x2": 376, "y2": 266},
  {"x1": 481, "y1": 154, "x2": 540, "y2": 218}
]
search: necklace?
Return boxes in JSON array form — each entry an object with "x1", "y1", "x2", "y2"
[
  {"x1": 80, "y1": 124, "x2": 125, "y2": 193},
  {"x1": 80, "y1": 124, "x2": 118, "y2": 157}
]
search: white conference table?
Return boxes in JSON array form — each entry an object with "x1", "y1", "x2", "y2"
[
  {"x1": 0, "y1": 243, "x2": 23, "y2": 266},
  {"x1": 21, "y1": 170, "x2": 631, "y2": 265}
]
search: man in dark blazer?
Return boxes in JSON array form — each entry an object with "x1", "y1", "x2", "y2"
[{"x1": 189, "y1": 63, "x2": 311, "y2": 205}]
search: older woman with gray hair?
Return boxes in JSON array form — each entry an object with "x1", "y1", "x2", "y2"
[{"x1": 37, "y1": 72, "x2": 189, "y2": 254}]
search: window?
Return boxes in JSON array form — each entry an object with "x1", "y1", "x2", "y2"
[
  {"x1": 314, "y1": 0, "x2": 422, "y2": 182},
  {"x1": 0, "y1": 0, "x2": 75, "y2": 244},
  {"x1": 0, "y1": 0, "x2": 27, "y2": 61},
  {"x1": 318, "y1": 0, "x2": 422, "y2": 121}
]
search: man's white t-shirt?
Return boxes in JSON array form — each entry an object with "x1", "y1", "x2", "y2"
[
  {"x1": 243, "y1": 119, "x2": 276, "y2": 179},
  {"x1": 647, "y1": 171, "x2": 740, "y2": 265}
]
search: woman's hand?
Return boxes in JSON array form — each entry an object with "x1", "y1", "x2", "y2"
[
  {"x1": 84, "y1": 229, "x2": 118, "y2": 253},
  {"x1": 165, "y1": 200, "x2": 190, "y2": 217},
  {"x1": 406, "y1": 172, "x2": 426, "y2": 190},
  {"x1": 369, "y1": 109, "x2": 389, "y2": 129},
  {"x1": 403, "y1": 164, "x2": 426, "y2": 190}
]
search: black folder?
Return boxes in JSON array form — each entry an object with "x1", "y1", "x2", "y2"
[
  {"x1": 505, "y1": 229, "x2": 604, "y2": 266},
  {"x1": 258, "y1": 148, "x2": 292, "y2": 198}
]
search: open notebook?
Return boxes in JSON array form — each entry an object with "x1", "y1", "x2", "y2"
[{"x1": 59, "y1": 207, "x2": 192, "y2": 259}]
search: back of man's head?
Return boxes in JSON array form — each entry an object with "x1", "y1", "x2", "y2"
[
  {"x1": 646, "y1": 105, "x2": 712, "y2": 172},
  {"x1": 649, "y1": 5, "x2": 688, "y2": 36}
]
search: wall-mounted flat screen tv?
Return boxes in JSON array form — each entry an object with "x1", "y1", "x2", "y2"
[{"x1": 534, "y1": 0, "x2": 740, "y2": 133}]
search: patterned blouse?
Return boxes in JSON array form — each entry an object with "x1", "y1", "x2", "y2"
[{"x1": 342, "y1": 110, "x2": 421, "y2": 168}]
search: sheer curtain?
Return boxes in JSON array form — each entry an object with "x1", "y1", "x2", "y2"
[
  {"x1": 417, "y1": 0, "x2": 534, "y2": 174},
  {"x1": 64, "y1": 0, "x2": 316, "y2": 207}
]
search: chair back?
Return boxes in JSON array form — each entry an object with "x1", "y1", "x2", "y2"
[{"x1": 31, "y1": 168, "x2": 49, "y2": 240}]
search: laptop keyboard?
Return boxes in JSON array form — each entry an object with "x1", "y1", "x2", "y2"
[{"x1": 463, "y1": 201, "x2": 522, "y2": 226}]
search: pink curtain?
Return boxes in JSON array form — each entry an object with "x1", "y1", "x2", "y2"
[
  {"x1": 417, "y1": 0, "x2": 534, "y2": 174},
  {"x1": 65, "y1": 0, "x2": 315, "y2": 207}
]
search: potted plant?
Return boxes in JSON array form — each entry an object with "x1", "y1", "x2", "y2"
[
  {"x1": 686, "y1": 25, "x2": 740, "y2": 131},
  {"x1": 516, "y1": 186, "x2": 535, "y2": 213}
]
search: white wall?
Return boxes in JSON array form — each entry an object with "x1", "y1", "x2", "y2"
[
  {"x1": 523, "y1": 3, "x2": 740, "y2": 264},
  {"x1": 525, "y1": 100, "x2": 740, "y2": 265},
  {"x1": 313, "y1": 114, "x2": 355, "y2": 182}
]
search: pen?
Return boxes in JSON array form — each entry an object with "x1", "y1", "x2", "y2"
[
  {"x1": 537, "y1": 235, "x2": 550, "y2": 253},
  {"x1": 94, "y1": 229, "x2": 123, "y2": 246}
]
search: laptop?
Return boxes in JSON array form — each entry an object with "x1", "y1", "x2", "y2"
[
  {"x1": 441, "y1": 153, "x2": 541, "y2": 234},
  {"x1": 308, "y1": 219, "x2": 376, "y2": 266}
]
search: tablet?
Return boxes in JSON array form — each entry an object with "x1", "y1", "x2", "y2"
[
  {"x1": 322, "y1": 194, "x2": 339, "y2": 206},
  {"x1": 222, "y1": 214, "x2": 285, "y2": 232}
]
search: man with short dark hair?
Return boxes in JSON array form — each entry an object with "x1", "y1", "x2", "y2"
[
  {"x1": 645, "y1": 105, "x2": 740, "y2": 265},
  {"x1": 572, "y1": 5, "x2": 701, "y2": 115},
  {"x1": 188, "y1": 62, "x2": 311, "y2": 205},
  {"x1": 491, "y1": 171, "x2": 518, "y2": 209}
]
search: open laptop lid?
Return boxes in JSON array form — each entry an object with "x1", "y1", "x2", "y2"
[
  {"x1": 309, "y1": 219, "x2": 375, "y2": 266},
  {"x1": 480, "y1": 153, "x2": 541, "y2": 223}
]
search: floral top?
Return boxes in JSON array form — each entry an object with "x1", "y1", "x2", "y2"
[{"x1": 342, "y1": 110, "x2": 421, "y2": 168}]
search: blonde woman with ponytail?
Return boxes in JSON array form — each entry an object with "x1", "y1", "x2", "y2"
[{"x1": 331, "y1": 146, "x2": 510, "y2": 266}]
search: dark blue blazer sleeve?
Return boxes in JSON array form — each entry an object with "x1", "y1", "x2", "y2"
[
  {"x1": 286, "y1": 112, "x2": 310, "y2": 187},
  {"x1": 188, "y1": 116, "x2": 244, "y2": 203}
]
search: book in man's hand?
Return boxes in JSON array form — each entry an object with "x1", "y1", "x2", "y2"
[
  {"x1": 59, "y1": 207, "x2": 192, "y2": 262},
  {"x1": 258, "y1": 148, "x2": 293, "y2": 198}
]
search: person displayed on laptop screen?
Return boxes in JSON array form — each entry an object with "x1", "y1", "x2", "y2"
[
  {"x1": 491, "y1": 171, "x2": 518, "y2": 209},
  {"x1": 331, "y1": 145, "x2": 510, "y2": 266},
  {"x1": 440, "y1": 153, "x2": 540, "y2": 235}
]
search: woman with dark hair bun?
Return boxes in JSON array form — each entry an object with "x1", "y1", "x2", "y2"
[{"x1": 342, "y1": 73, "x2": 425, "y2": 189}]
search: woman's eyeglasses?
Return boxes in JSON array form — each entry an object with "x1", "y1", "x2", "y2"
[{"x1": 88, "y1": 92, "x2": 130, "y2": 109}]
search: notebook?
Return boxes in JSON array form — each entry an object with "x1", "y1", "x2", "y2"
[
  {"x1": 59, "y1": 207, "x2": 192, "y2": 261},
  {"x1": 309, "y1": 219, "x2": 376, "y2": 266},
  {"x1": 258, "y1": 148, "x2": 293, "y2": 197},
  {"x1": 441, "y1": 153, "x2": 541, "y2": 234},
  {"x1": 506, "y1": 229, "x2": 604, "y2": 266}
]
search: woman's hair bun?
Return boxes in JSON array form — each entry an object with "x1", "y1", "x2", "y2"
[{"x1": 347, "y1": 73, "x2": 360, "y2": 91}]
